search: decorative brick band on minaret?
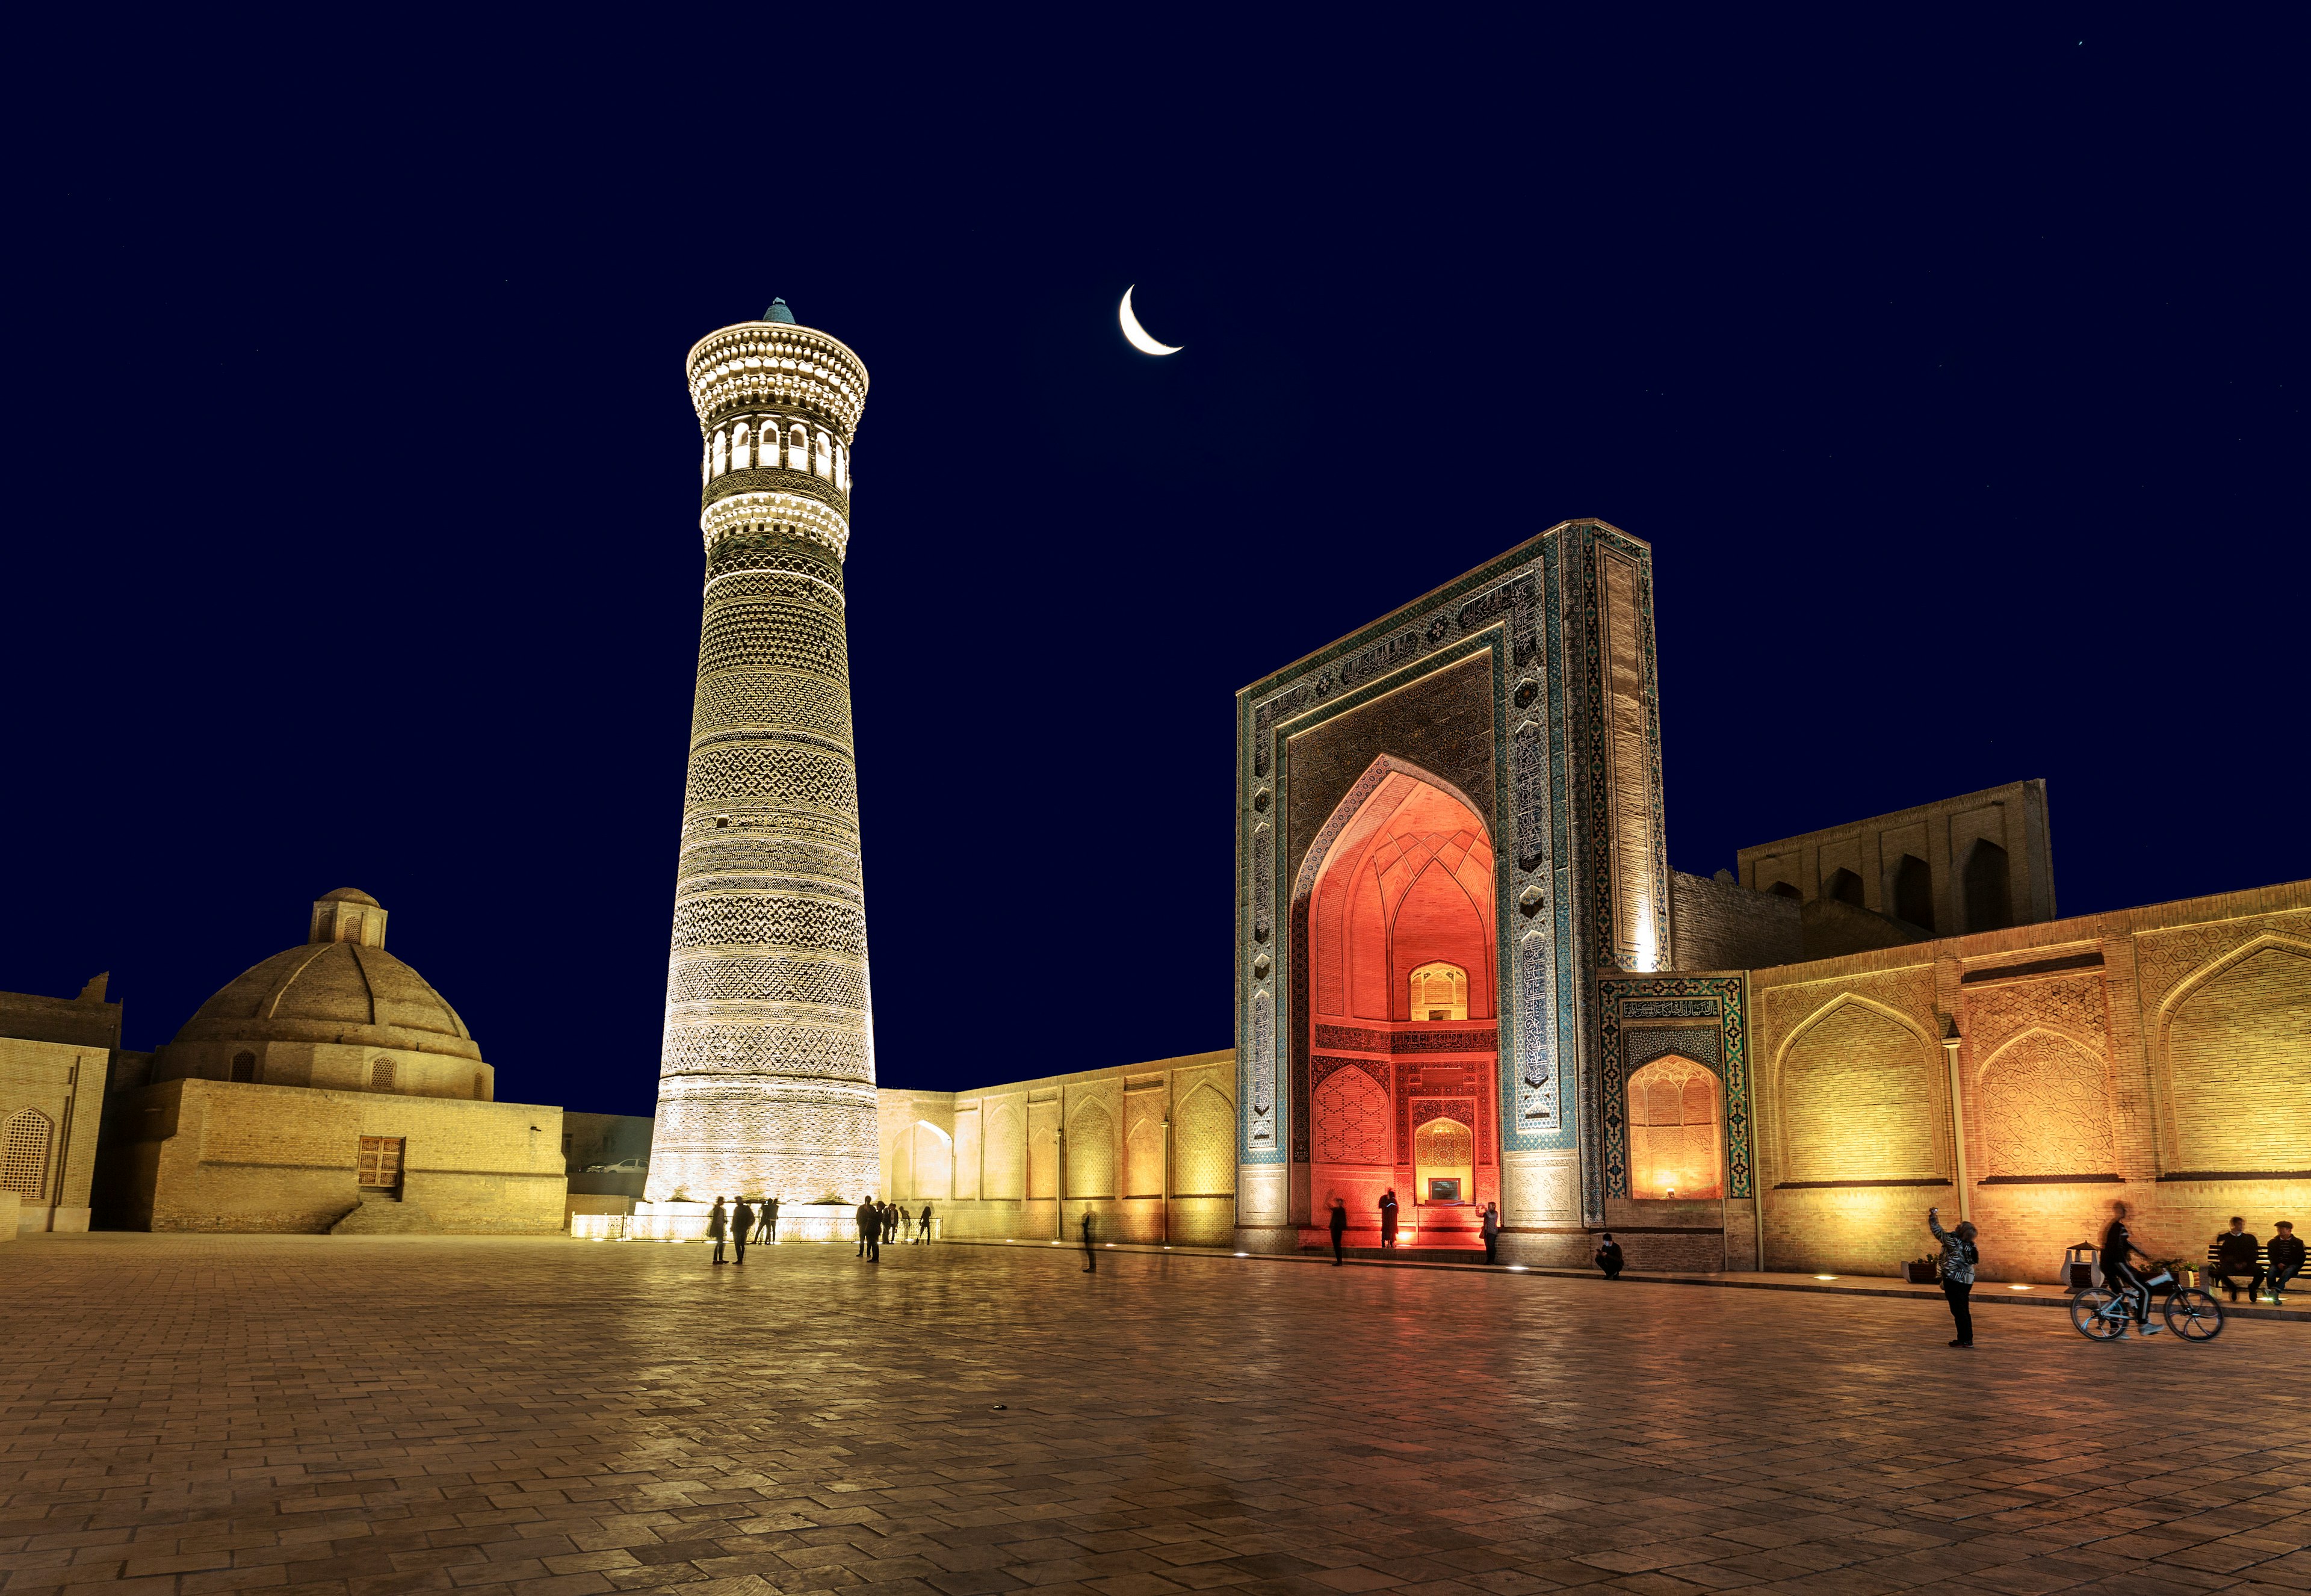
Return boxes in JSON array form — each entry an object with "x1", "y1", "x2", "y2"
[{"x1": 646, "y1": 301, "x2": 878, "y2": 1205}]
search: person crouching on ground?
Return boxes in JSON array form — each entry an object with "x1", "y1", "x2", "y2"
[
  {"x1": 1595, "y1": 1233, "x2": 1623, "y2": 1279},
  {"x1": 1926, "y1": 1206, "x2": 1978, "y2": 1347},
  {"x1": 2268, "y1": 1220, "x2": 2303, "y2": 1305}
]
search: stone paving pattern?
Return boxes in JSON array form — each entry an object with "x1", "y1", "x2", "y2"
[{"x1": 3, "y1": 1235, "x2": 2307, "y2": 1596}]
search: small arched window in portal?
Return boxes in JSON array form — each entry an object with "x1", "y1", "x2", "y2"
[
  {"x1": 814, "y1": 428, "x2": 833, "y2": 478},
  {"x1": 834, "y1": 441, "x2": 847, "y2": 490},
  {"x1": 1964, "y1": 839, "x2": 2012, "y2": 932},
  {"x1": 1893, "y1": 853, "x2": 1934, "y2": 932},
  {"x1": 371, "y1": 1057, "x2": 397, "y2": 1092},
  {"x1": 711, "y1": 429, "x2": 727, "y2": 477},
  {"x1": 230, "y1": 1051, "x2": 258, "y2": 1083},
  {"x1": 1408, "y1": 960, "x2": 1468, "y2": 1022},
  {"x1": 730, "y1": 421, "x2": 750, "y2": 469},
  {"x1": 1825, "y1": 867, "x2": 1866, "y2": 908},
  {"x1": 789, "y1": 423, "x2": 808, "y2": 470}
]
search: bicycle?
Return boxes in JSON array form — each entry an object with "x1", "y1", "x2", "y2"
[{"x1": 2068, "y1": 1267, "x2": 2224, "y2": 1341}]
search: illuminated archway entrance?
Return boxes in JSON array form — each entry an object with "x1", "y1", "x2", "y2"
[{"x1": 1296, "y1": 759, "x2": 1499, "y2": 1249}]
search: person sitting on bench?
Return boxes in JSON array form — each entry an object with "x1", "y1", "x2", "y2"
[
  {"x1": 2268, "y1": 1220, "x2": 2303, "y2": 1305},
  {"x1": 2210, "y1": 1216, "x2": 2264, "y2": 1304}
]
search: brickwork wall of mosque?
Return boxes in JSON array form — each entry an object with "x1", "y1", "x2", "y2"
[
  {"x1": 99, "y1": 1078, "x2": 566, "y2": 1234},
  {"x1": 1748, "y1": 879, "x2": 2311, "y2": 1281},
  {"x1": 876, "y1": 1050, "x2": 1238, "y2": 1247}
]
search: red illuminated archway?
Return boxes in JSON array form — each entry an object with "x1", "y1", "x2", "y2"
[{"x1": 1293, "y1": 758, "x2": 1499, "y2": 1248}]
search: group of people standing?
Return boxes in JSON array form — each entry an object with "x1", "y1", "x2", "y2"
[
  {"x1": 697, "y1": 1195, "x2": 940, "y2": 1264},
  {"x1": 853, "y1": 1197, "x2": 932, "y2": 1261},
  {"x1": 1321, "y1": 1191, "x2": 1509, "y2": 1264},
  {"x1": 704, "y1": 1195, "x2": 780, "y2": 1264}
]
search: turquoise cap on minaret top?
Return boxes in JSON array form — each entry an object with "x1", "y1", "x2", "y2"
[{"x1": 764, "y1": 297, "x2": 796, "y2": 323}]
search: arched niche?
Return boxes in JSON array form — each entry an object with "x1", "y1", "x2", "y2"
[
  {"x1": 1626, "y1": 1054, "x2": 1723, "y2": 1199},
  {"x1": 889, "y1": 1119, "x2": 953, "y2": 1201},
  {"x1": 2155, "y1": 934, "x2": 2311, "y2": 1173},
  {"x1": 1292, "y1": 756, "x2": 1500, "y2": 1215},
  {"x1": 1773, "y1": 993, "x2": 1947, "y2": 1184},
  {"x1": 1975, "y1": 1028, "x2": 2114, "y2": 1178}
]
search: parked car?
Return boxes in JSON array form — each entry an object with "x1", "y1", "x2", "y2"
[{"x1": 584, "y1": 1158, "x2": 649, "y2": 1173}]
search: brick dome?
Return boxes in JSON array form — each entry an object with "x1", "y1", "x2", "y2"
[{"x1": 166, "y1": 891, "x2": 481, "y2": 1062}]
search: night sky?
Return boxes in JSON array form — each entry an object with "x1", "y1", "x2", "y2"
[{"x1": 6, "y1": 17, "x2": 2301, "y2": 1115}]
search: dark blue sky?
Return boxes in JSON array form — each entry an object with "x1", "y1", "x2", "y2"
[{"x1": 5, "y1": 16, "x2": 2302, "y2": 1115}]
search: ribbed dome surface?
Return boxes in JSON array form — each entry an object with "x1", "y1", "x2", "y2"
[{"x1": 170, "y1": 941, "x2": 481, "y2": 1060}]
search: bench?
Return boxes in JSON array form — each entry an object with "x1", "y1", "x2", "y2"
[{"x1": 2203, "y1": 1239, "x2": 2292, "y2": 1300}]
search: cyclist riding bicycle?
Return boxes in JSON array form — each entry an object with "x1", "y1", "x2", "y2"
[{"x1": 2101, "y1": 1205, "x2": 2160, "y2": 1337}]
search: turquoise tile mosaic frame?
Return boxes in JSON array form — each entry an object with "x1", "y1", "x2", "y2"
[{"x1": 1595, "y1": 973, "x2": 1754, "y2": 1201}]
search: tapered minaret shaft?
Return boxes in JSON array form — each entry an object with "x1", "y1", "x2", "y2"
[{"x1": 646, "y1": 299, "x2": 877, "y2": 1204}]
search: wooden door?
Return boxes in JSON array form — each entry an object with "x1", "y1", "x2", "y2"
[{"x1": 356, "y1": 1136, "x2": 404, "y2": 1190}]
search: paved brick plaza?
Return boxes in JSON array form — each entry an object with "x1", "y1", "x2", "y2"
[{"x1": 4, "y1": 1237, "x2": 2307, "y2": 1596}]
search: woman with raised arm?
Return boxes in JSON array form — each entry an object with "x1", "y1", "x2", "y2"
[{"x1": 1926, "y1": 1206, "x2": 1978, "y2": 1348}]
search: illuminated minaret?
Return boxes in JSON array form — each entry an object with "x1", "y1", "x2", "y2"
[{"x1": 646, "y1": 298, "x2": 876, "y2": 1205}]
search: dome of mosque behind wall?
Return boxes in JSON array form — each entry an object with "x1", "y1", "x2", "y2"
[
  {"x1": 170, "y1": 942, "x2": 480, "y2": 1059},
  {"x1": 167, "y1": 891, "x2": 481, "y2": 1061}
]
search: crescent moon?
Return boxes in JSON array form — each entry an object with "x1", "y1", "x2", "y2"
[{"x1": 1118, "y1": 285, "x2": 1182, "y2": 355}]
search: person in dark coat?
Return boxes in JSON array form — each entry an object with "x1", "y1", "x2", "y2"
[
  {"x1": 1378, "y1": 1189, "x2": 1400, "y2": 1252},
  {"x1": 1595, "y1": 1232, "x2": 1624, "y2": 1279},
  {"x1": 1080, "y1": 1210, "x2": 1097, "y2": 1272},
  {"x1": 2268, "y1": 1220, "x2": 2303, "y2": 1304},
  {"x1": 1927, "y1": 1206, "x2": 1979, "y2": 1347},
  {"x1": 856, "y1": 1196, "x2": 880, "y2": 1261},
  {"x1": 1328, "y1": 1198, "x2": 1349, "y2": 1265},
  {"x1": 2101, "y1": 1202, "x2": 2156, "y2": 1334},
  {"x1": 762, "y1": 1196, "x2": 781, "y2": 1244},
  {"x1": 731, "y1": 1198, "x2": 753, "y2": 1266},
  {"x1": 917, "y1": 1204, "x2": 933, "y2": 1243},
  {"x1": 707, "y1": 1198, "x2": 728, "y2": 1265},
  {"x1": 885, "y1": 1202, "x2": 902, "y2": 1245},
  {"x1": 2211, "y1": 1217, "x2": 2263, "y2": 1304},
  {"x1": 1480, "y1": 1202, "x2": 1502, "y2": 1265}
]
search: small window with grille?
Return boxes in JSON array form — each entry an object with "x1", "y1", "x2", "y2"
[
  {"x1": 2, "y1": 1110, "x2": 53, "y2": 1199},
  {"x1": 230, "y1": 1052, "x2": 258, "y2": 1083},
  {"x1": 371, "y1": 1058, "x2": 396, "y2": 1091},
  {"x1": 356, "y1": 1136, "x2": 404, "y2": 1191}
]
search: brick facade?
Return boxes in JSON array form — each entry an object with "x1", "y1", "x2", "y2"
[{"x1": 1745, "y1": 880, "x2": 2311, "y2": 1281}]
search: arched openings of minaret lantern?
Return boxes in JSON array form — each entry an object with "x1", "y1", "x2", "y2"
[{"x1": 699, "y1": 415, "x2": 852, "y2": 487}]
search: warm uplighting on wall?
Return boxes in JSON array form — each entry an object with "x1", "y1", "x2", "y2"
[
  {"x1": 2008, "y1": 1284, "x2": 2032, "y2": 1291},
  {"x1": 1814, "y1": 1274, "x2": 1837, "y2": 1281}
]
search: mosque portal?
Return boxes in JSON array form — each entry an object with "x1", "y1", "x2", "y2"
[{"x1": 1234, "y1": 520, "x2": 1674, "y2": 1255}]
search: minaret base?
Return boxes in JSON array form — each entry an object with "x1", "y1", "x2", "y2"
[{"x1": 643, "y1": 1075, "x2": 878, "y2": 1204}]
